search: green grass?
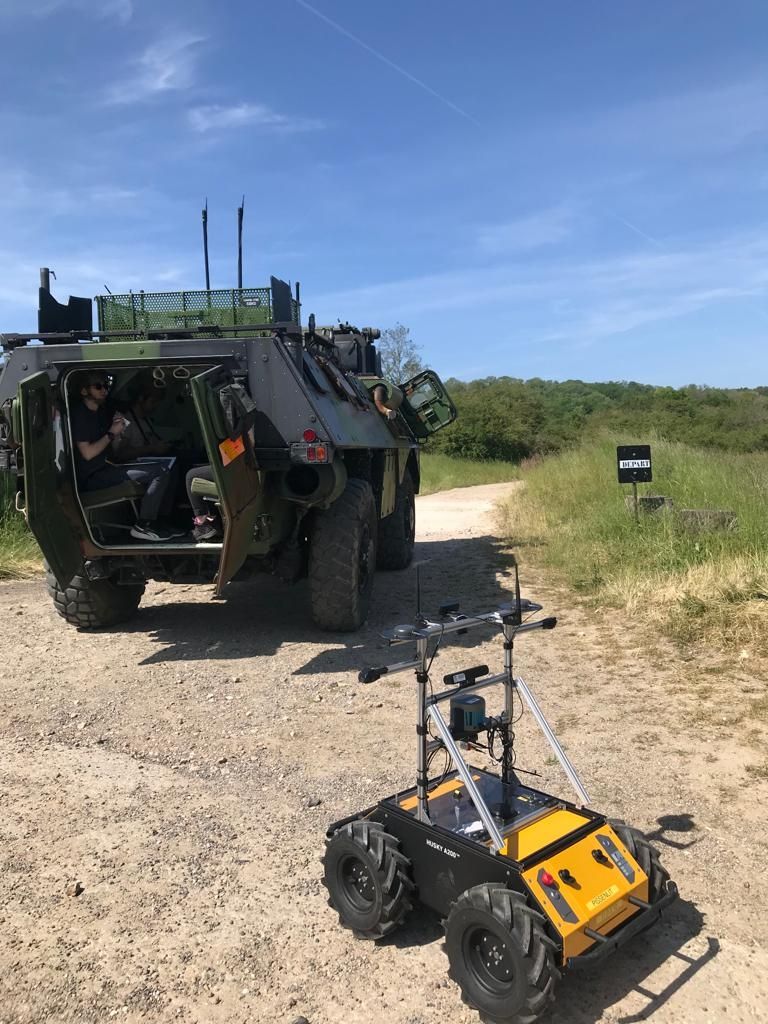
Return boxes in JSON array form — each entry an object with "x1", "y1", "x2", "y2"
[
  {"x1": 498, "y1": 435, "x2": 768, "y2": 654},
  {"x1": 419, "y1": 454, "x2": 518, "y2": 496},
  {"x1": 0, "y1": 506, "x2": 41, "y2": 580}
]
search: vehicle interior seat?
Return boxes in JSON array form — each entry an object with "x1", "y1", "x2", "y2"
[{"x1": 80, "y1": 480, "x2": 145, "y2": 541}]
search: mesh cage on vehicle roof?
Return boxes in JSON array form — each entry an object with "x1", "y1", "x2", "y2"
[{"x1": 95, "y1": 286, "x2": 299, "y2": 338}]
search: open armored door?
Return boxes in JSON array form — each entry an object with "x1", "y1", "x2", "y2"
[
  {"x1": 190, "y1": 368, "x2": 262, "y2": 596},
  {"x1": 17, "y1": 372, "x2": 82, "y2": 586},
  {"x1": 399, "y1": 369, "x2": 458, "y2": 440}
]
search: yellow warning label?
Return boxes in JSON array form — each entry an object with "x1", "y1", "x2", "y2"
[
  {"x1": 586, "y1": 884, "x2": 620, "y2": 912},
  {"x1": 219, "y1": 435, "x2": 245, "y2": 466}
]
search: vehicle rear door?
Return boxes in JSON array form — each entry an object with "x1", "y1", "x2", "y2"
[
  {"x1": 17, "y1": 372, "x2": 82, "y2": 585},
  {"x1": 190, "y1": 367, "x2": 262, "y2": 595},
  {"x1": 399, "y1": 370, "x2": 458, "y2": 440}
]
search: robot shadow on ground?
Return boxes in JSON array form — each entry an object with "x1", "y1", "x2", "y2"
[
  {"x1": 122, "y1": 534, "x2": 521, "y2": 667},
  {"x1": 556, "y1": 898, "x2": 717, "y2": 1024},
  {"x1": 385, "y1": 896, "x2": 714, "y2": 1024}
]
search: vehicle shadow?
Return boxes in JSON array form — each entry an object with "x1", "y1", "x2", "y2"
[
  {"x1": 127, "y1": 534, "x2": 524, "y2": 667},
  {"x1": 553, "y1": 899, "x2": 717, "y2": 1024},
  {"x1": 386, "y1": 897, "x2": 716, "y2": 1024}
]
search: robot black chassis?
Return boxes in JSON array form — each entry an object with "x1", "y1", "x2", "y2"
[{"x1": 323, "y1": 586, "x2": 678, "y2": 1024}]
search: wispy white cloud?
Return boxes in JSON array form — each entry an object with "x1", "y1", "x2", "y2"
[
  {"x1": 1, "y1": 0, "x2": 133, "y2": 23},
  {"x1": 0, "y1": 165, "x2": 143, "y2": 214},
  {"x1": 580, "y1": 76, "x2": 768, "y2": 158},
  {"x1": 103, "y1": 33, "x2": 206, "y2": 106},
  {"x1": 0, "y1": 246, "x2": 190, "y2": 322},
  {"x1": 476, "y1": 204, "x2": 577, "y2": 255},
  {"x1": 312, "y1": 231, "x2": 768, "y2": 346},
  {"x1": 188, "y1": 102, "x2": 324, "y2": 135}
]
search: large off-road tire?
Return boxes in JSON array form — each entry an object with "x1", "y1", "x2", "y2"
[
  {"x1": 322, "y1": 820, "x2": 414, "y2": 940},
  {"x1": 443, "y1": 883, "x2": 559, "y2": 1024},
  {"x1": 609, "y1": 820, "x2": 671, "y2": 905},
  {"x1": 376, "y1": 472, "x2": 415, "y2": 570},
  {"x1": 45, "y1": 563, "x2": 145, "y2": 629},
  {"x1": 308, "y1": 478, "x2": 377, "y2": 631}
]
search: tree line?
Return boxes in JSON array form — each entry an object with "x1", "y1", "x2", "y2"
[
  {"x1": 377, "y1": 325, "x2": 768, "y2": 460},
  {"x1": 429, "y1": 377, "x2": 768, "y2": 461}
]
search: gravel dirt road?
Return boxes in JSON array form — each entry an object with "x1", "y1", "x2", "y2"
[{"x1": 2, "y1": 482, "x2": 766, "y2": 1024}]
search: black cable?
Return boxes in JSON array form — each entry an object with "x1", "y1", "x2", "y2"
[{"x1": 425, "y1": 623, "x2": 445, "y2": 675}]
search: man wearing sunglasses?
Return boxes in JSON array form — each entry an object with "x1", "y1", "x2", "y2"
[{"x1": 71, "y1": 370, "x2": 184, "y2": 542}]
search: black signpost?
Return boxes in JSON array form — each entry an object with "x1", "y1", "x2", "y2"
[{"x1": 617, "y1": 444, "x2": 652, "y2": 522}]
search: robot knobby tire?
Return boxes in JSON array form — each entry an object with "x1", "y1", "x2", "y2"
[
  {"x1": 376, "y1": 471, "x2": 415, "y2": 571},
  {"x1": 45, "y1": 563, "x2": 144, "y2": 629},
  {"x1": 443, "y1": 883, "x2": 559, "y2": 1024},
  {"x1": 609, "y1": 820, "x2": 671, "y2": 905},
  {"x1": 322, "y1": 820, "x2": 415, "y2": 940},
  {"x1": 308, "y1": 478, "x2": 377, "y2": 631}
]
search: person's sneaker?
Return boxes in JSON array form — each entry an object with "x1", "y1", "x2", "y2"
[
  {"x1": 193, "y1": 522, "x2": 222, "y2": 542},
  {"x1": 130, "y1": 522, "x2": 171, "y2": 542}
]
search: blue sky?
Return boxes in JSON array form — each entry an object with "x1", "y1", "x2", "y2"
[{"x1": 0, "y1": 0, "x2": 766, "y2": 386}]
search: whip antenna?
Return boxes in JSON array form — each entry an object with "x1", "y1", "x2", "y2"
[
  {"x1": 202, "y1": 199, "x2": 210, "y2": 290},
  {"x1": 237, "y1": 195, "x2": 245, "y2": 290}
]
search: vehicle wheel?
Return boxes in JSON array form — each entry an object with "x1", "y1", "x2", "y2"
[
  {"x1": 377, "y1": 472, "x2": 415, "y2": 570},
  {"x1": 308, "y1": 478, "x2": 377, "y2": 631},
  {"x1": 443, "y1": 883, "x2": 559, "y2": 1024},
  {"x1": 45, "y1": 563, "x2": 145, "y2": 629},
  {"x1": 322, "y1": 820, "x2": 414, "y2": 940},
  {"x1": 609, "y1": 820, "x2": 671, "y2": 904}
]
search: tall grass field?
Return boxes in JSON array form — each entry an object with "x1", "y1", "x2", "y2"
[
  {"x1": 499, "y1": 436, "x2": 768, "y2": 654},
  {"x1": 419, "y1": 453, "x2": 518, "y2": 495},
  {"x1": 0, "y1": 507, "x2": 41, "y2": 579}
]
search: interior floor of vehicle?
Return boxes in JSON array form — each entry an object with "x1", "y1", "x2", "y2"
[{"x1": 64, "y1": 364, "x2": 224, "y2": 549}]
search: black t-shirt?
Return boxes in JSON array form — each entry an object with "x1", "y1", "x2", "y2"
[{"x1": 70, "y1": 402, "x2": 112, "y2": 482}]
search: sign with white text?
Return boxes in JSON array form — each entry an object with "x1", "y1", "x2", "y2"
[{"x1": 617, "y1": 444, "x2": 652, "y2": 484}]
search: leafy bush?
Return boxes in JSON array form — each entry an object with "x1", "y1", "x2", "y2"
[{"x1": 431, "y1": 377, "x2": 768, "y2": 461}]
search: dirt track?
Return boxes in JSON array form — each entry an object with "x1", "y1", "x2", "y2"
[{"x1": 2, "y1": 482, "x2": 767, "y2": 1024}]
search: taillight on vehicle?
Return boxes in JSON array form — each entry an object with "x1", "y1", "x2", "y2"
[{"x1": 290, "y1": 442, "x2": 331, "y2": 464}]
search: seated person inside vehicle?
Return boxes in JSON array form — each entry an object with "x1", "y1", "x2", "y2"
[
  {"x1": 69, "y1": 370, "x2": 184, "y2": 543},
  {"x1": 110, "y1": 373, "x2": 174, "y2": 461},
  {"x1": 185, "y1": 464, "x2": 222, "y2": 542}
]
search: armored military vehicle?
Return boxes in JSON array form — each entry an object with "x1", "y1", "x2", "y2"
[{"x1": 0, "y1": 271, "x2": 456, "y2": 630}]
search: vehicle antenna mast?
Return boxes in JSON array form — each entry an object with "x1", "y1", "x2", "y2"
[
  {"x1": 202, "y1": 199, "x2": 210, "y2": 291},
  {"x1": 237, "y1": 195, "x2": 245, "y2": 290}
]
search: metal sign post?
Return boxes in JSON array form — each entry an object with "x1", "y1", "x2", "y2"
[{"x1": 617, "y1": 444, "x2": 652, "y2": 522}]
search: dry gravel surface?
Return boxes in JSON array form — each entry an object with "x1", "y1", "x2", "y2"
[{"x1": 2, "y1": 482, "x2": 767, "y2": 1024}]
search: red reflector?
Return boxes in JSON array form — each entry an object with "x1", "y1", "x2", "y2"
[
  {"x1": 303, "y1": 428, "x2": 318, "y2": 442},
  {"x1": 540, "y1": 871, "x2": 556, "y2": 887},
  {"x1": 307, "y1": 446, "x2": 316, "y2": 462}
]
